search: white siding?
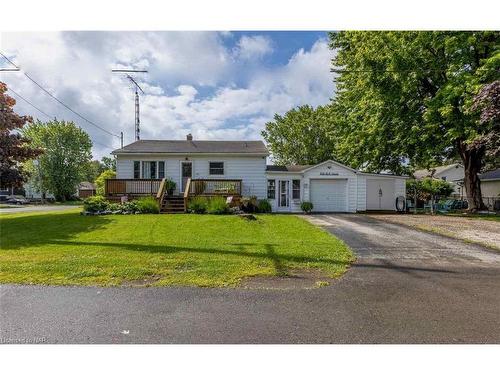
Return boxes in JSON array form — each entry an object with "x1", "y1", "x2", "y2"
[
  {"x1": 265, "y1": 173, "x2": 303, "y2": 212},
  {"x1": 116, "y1": 154, "x2": 267, "y2": 198},
  {"x1": 356, "y1": 175, "x2": 367, "y2": 211},
  {"x1": 303, "y1": 162, "x2": 357, "y2": 213},
  {"x1": 395, "y1": 178, "x2": 406, "y2": 198}
]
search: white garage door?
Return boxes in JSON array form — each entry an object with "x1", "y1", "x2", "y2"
[
  {"x1": 366, "y1": 179, "x2": 395, "y2": 210},
  {"x1": 310, "y1": 179, "x2": 348, "y2": 212}
]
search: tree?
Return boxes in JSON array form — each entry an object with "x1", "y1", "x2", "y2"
[
  {"x1": 23, "y1": 120, "x2": 92, "y2": 201},
  {"x1": 0, "y1": 82, "x2": 42, "y2": 189},
  {"x1": 95, "y1": 169, "x2": 116, "y2": 196},
  {"x1": 261, "y1": 105, "x2": 339, "y2": 165},
  {"x1": 329, "y1": 31, "x2": 499, "y2": 211},
  {"x1": 101, "y1": 156, "x2": 116, "y2": 171},
  {"x1": 84, "y1": 160, "x2": 105, "y2": 183},
  {"x1": 471, "y1": 80, "x2": 500, "y2": 171},
  {"x1": 406, "y1": 178, "x2": 454, "y2": 214}
]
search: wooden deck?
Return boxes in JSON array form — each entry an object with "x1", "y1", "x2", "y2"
[{"x1": 105, "y1": 178, "x2": 242, "y2": 212}]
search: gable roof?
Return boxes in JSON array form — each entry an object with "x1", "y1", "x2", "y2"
[
  {"x1": 112, "y1": 140, "x2": 269, "y2": 155},
  {"x1": 479, "y1": 168, "x2": 500, "y2": 181},
  {"x1": 78, "y1": 182, "x2": 96, "y2": 190},
  {"x1": 413, "y1": 163, "x2": 463, "y2": 179}
]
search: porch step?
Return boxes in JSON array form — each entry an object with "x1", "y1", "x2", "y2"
[{"x1": 159, "y1": 195, "x2": 186, "y2": 213}]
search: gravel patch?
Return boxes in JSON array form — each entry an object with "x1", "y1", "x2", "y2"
[{"x1": 366, "y1": 214, "x2": 500, "y2": 250}]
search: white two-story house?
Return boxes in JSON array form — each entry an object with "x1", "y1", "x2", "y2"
[{"x1": 110, "y1": 135, "x2": 407, "y2": 213}]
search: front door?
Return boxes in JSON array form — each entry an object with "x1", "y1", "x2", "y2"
[
  {"x1": 278, "y1": 180, "x2": 290, "y2": 211},
  {"x1": 181, "y1": 162, "x2": 192, "y2": 192}
]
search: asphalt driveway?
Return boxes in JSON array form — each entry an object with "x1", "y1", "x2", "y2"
[
  {"x1": 1, "y1": 214, "x2": 500, "y2": 344},
  {"x1": 0, "y1": 204, "x2": 78, "y2": 214}
]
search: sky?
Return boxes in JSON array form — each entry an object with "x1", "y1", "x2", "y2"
[{"x1": 0, "y1": 31, "x2": 335, "y2": 159}]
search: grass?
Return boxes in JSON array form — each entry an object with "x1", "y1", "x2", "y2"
[
  {"x1": 439, "y1": 212, "x2": 500, "y2": 222},
  {"x1": 0, "y1": 210, "x2": 354, "y2": 287}
]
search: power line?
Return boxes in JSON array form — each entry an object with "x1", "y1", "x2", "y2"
[
  {"x1": 7, "y1": 87, "x2": 53, "y2": 120},
  {"x1": 6, "y1": 86, "x2": 116, "y2": 151},
  {"x1": 1, "y1": 52, "x2": 121, "y2": 139}
]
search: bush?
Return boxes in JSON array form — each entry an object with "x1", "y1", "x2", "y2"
[
  {"x1": 207, "y1": 196, "x2": 230, "y2": 214},
  {"x1": 95, "y1": 169, "x2": 116, "y2": 196},
  {"x1": 121, "y1": 200, "x2": 139, "y2": 213},
  {"x1": 257, "y1": 199, "x2": 272, "y2": 213},
  {"x1": 108, "y1": 203, "x2": 121, "y2": 212},
  {"x1": 136, "y1": 196, "x2": 160, "y2": 214},
  {"x1": 301, "y1": 201, "x2": 313, "y2": 213},
  {"x1": 83, "y1": 196, "x2": 109, "y2": 213},
  {"x1": 188, "y1": 196, "x2": 208, "y2": 213}
]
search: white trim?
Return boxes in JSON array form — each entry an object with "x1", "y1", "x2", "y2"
[
  {"x1": 360, "y1": 172, "x2": 409, "y2": 179},
  {"x1": 208, "y1": 161, "x2": 225, "y2": 176},
  {"x1": 179, "y1": 160, "x2": 193, "y2": 192},
  {"x1": 300, "y1": 159, "x2": 358, "y2": 174}
]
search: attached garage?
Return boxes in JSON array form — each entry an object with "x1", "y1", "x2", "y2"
[
  {"x1": 265, "y1": 160, "x2": 408, "y2": 213},
  {"x1": 310, "y1": 179, "x2": 348, "y2": 212}
]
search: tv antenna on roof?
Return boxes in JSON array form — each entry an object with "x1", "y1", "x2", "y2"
[{"x1": 112, "y1": 69, "x2": 148, "y2": 141}]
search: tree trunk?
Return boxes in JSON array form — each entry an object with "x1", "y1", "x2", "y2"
[{"x1": 457, "y1": 141, "x2": 487, "y2": 212}]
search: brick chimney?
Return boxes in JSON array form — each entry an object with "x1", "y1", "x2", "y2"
[{"x1": 186, "y1": 133, "x2": 193, "y2": 141}]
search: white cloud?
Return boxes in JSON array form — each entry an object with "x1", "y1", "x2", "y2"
[
  {"x1": 0, "y1": 32, "x2": 334, "y2": 159},
  {"x1": 234, "y1": 35, "x2": 273, "y2": 60}
]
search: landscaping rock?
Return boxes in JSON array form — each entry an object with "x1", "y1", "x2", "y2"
[{"x1": 238, "y1": 213, "x2": 257, "y2": 220}]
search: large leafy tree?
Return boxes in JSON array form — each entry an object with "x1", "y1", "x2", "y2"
[
  {"x1": 262, "y1": 105, "x2": 339, "y2": 165},
  {"x1": 0, "y1": 82, "x2": 42, "y2": 189},
  {"x1": 23, "y1": 120, "x2": 92, "y2": 201},
  {"x1": 330, "y1": 31, "x2": 499, "y2": 211}
]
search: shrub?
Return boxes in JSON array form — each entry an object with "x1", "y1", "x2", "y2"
[
  {"x1": 108, "y1": 203, "x2": 121, "y2": 212},
  {"x1": 121, "y1": 200, "x2": 139, "y2": 213},
  {"x1": 95, "y1": 169, "x2": 116, "y2": 196},
  {"x1": 188, "y1": 196, "x2": 208, "y2": 214},
  {"x1": 136, "y1": 196, "x2": 160, "y2": 214},
  {"x1": 83, "y1": 196, "x2": 109, "y2": 213},
  {"x1": 257, "y1": 199, "x2": 272, "y2": 213},
  {"x1": 301, "y1": 201, "x2": 313, "y2": 213},
  {"x1": 207, "y1": 196, "x2": 230, "y2": 214}
]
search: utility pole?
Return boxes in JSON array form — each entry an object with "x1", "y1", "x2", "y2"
[
  {"x1": 112, "y1": 69, "x2": 147, "y2": 142},
  {"x1": 120, "y1": 132, "x2": 124, "y2": 149}
]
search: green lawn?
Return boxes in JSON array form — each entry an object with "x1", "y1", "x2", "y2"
[{"x1": 0, "y1": 210, "x2": 354, "y2": 287}]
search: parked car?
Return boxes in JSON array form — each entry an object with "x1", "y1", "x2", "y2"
[{"x1": 6, "y1": 195, "x2": 29, "y2": 205}]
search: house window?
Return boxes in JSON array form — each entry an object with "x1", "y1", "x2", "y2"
[
  {"x1": 142, "y1": 161, "x2": 157, "y2": 179},
  {"x1": 267, "y1": 179, "x2": 276, "y2": 199},
  {"x1": 209, "y1": 162, "x2": 224, "y2": 175},
  {"x1": 133, "y1": 161, "x2": 140, "y2": 179},
  {"x1": 158, "y1": 161, "x2": 165, "y2": 179},
  {"x1": 292, "y1": 179, "x2": 301, "y2": 199},
  {"x1": 441, "y1": 176, "x2": 447, "y2": 181}
]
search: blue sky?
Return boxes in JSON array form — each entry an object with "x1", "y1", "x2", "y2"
[{"x1": 1, "y1": 31, "x2": 335, "y2": 158}]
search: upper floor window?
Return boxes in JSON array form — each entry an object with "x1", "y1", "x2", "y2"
[
  {"x1": 209, "y1": 162, "x2": 224, "y2": 175},
  {"x1": 267, "y1": 179, "x2": 276, "y2": 199},
  {"x1": 292, "y1": 179, "x2": 301, "y2": 199},
  {"x1": 133, "y1": 161, "x2": 140, "y2": 179}
]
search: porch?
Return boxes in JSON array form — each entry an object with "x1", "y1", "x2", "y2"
[{"x1": 105, "y1": 178, "x2": 242, "y2": 213}]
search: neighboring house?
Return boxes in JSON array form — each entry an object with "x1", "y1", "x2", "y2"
[
  {"x1": 23, "y1": 181, "x2": 55, "y2": 200},
  {"x1": 77, "y1": 182, "x2": 96, "y2": 198},
  {"x1": 413, "y1": 163, "x2": 464, "y2": 194},
  {"x1": 110, "y1": 135, "x2": 407, "y2": 213},
  {"x1": 479, "y1": 168, "x2": 500, "y2": 198}
]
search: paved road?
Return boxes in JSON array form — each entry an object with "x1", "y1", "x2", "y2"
[
  {"x1": 0, "y1": 205, "x2": 78, "y2": 214},
  {"x1": 1, "y1": 214, "x2": 500, "y2": 344}
]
